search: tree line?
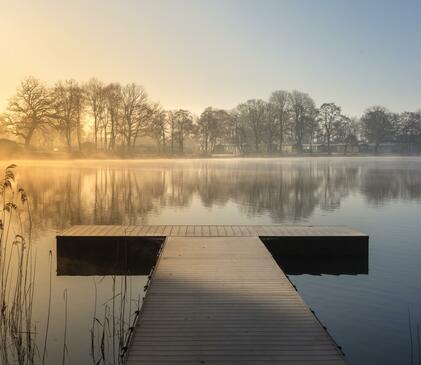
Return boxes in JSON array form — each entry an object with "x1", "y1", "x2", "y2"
[{"x1": 1, "y1": 76, "x2": 420, "y2": 155}]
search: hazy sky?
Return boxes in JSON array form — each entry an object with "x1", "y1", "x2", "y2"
[{"x1": 0, "y1": 0, "x2": 420, "y2": 116}]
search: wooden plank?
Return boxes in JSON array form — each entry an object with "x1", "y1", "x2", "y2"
[
  {"x1": 124, "y1": 236, "x2": 348, "y2": 364},
  {"x1": 135, "y1": 225, "x2": 147, "y2": 236},
  {"x1": 186, "y1": 225, "x2": 195, "y2": 236},
  {"x1": 239, "y1": 225, "x2": 251, "y2": 236},
  {"x1": 100, "y1": 226, "x2": 115, "y2": 236},
  {"x1": 163, "y1": 225, "x2": 173, "y2": 236},
  {"x1": 170, "y1": 225, "x2": 176, "y2": 236},
  {"x1": 202, "y1": 225, "x2": 210, "y2": 236},
  {"x1": 179, "y1": 225, "x2": 188, "y2": 236},
  {"x1": 59, "y1": 225, "x2": 367, "y2": 239},
  {"x1": 147, "y1": 225, "x2": 157, "y2": 235},
  {"x1": 155, "y1": 225, "x2": 165, "y2": 235},
  {"x1": 225, "y1": 226, "x2": 235, "y2": 237},
  {"x1": 155, "y1": 225, "x2": 164, "y2": 235},
  {"x1": 143, "y1": 225, "x2": 153, "y2": 236},
  {"x1": 92, "y1": 225, "x2": 108, "y2": 236},
  {"x1": 123, "y1": 226, "x2": 136, "y2": 236},
  {"x1": 246, "y1": 225, "x2": 256, "y2": 235},
  {"x1": 194, "y1": 225, "x2": 202, "y2": 237},
  {"x1": 231, "y1": 225, "x2": 242, "y2": 236},
  {"x1": 216, "y1": 225, "x2": 226, "y2": 236},
  {"x1": 210, "y1": 225, "x2": 218, "y2": 237},
  {"x1": 151, "y1": 225, "x2": 164, "y2": 236},
  {"x1": 265, "y1": 225, "x2": 278, "y2": 236},
  {"x1": 76, "y1": 225, "x2": 93, "y2": 236}
]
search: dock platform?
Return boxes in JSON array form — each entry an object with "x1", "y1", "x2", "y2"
[
  {"x1": 57, "y1": 225, "x2": 368, "y2": 364},
  {"x1": 60, "y1": 224, "x2": 366, "y2": 238}
]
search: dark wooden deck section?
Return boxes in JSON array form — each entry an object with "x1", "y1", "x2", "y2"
[{"x1": 58, "y1": 225, "x2": 368, "y2": 364}]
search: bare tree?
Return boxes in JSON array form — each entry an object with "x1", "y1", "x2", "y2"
[
  {"x1": 237, "y1": 99, "x2": 267, "y2": 152},
  {"x1": 6, "y1": 76, "x2": 421, "y2": 157},
  {"x1": 305, "y1": 108, "x2": 319, "y2": 153},
  {"x1": 174, "y1": 109, "x2": 194, "y2": 153},
  {"x1": 4, "y1": 77, "x2": 55, "y2": 147},
  {"x1": 197, "y1": 107, "x2": 229, "y2": 153},
  {"x1": 53, "y1": 80, "x2": 84, "y2": 151},
  {"x1": 395, "y1": 111, "x2": 421, "y2": 152},
  {"x1": 131, "y1": 102, "x2": 152, "y2": 151},
  {"x1": 288, "y1": 91, "x2": 316, "y2": 152},
  {"x1": 148, "y1": 104, "x2": 168, "y2": 152},
  {"x1": 167, "y1": 111, "x2": 177, "y2": 154},
  {"x1": 335, "y1": 116, "x2": 359, "y2": 154},
  {"x1": 226, "y1": 110, "x2": 248, "y2": 154},
  {"x1": 121, "y1": 83, "x2": 149, "y2": 152},
  {"x1": 197, "y1": 107, "x2": 213, "y2": 153},
  {"x1": 104, "y1": 83, "x2": 122, "y2": 151},
  {"x1": 269, "y1": 90, "x2": 290, "y2": 153},
  {"x1": 361, "y1": 106, "x2": 394, "y2": 153},
  {"x1": 317, "y1": 103, "x2": 343, "y2": 154},
  {"x1": 261, "y1": 103, "x2": 276, "y2": 153},
  {"x1": 85, "y1": 78, "x2": 106, "y2": 150}
]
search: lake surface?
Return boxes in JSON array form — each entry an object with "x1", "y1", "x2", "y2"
[{"x1": 3, "y1": 157, "x2": 421, "y2": 365}]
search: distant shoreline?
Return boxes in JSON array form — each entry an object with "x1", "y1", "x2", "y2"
[{"x1": 2, "y1": 152, "x2": 421, "y2": 161}]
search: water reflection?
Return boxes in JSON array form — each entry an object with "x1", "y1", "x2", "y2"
[
  {"x1": 12, "y1": 159, "x2": 421, "y2": 228},
  {"x1": 1, "y1": 158, "x2": 420, "y2": 365},
  {"x1": 361, "y1": 168, "x2": 421, "y2": 205}
]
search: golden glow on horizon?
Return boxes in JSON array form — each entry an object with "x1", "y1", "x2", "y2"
[{"x1": 0, "y1": 0, "x2": 420, "y2": 116}]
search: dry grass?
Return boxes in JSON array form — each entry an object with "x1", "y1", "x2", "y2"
[
  {"x1": 0, "y1": 164, "x2": 36, "y2": 364},
  {"x1": 90, "y1": 274, "x2": 143, "y2": 364}
]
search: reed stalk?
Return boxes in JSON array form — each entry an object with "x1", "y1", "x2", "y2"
[
  {"x1": 0, "y1": 165, "x2": 36, "y2": 365},
  {"x1": 62, "y1": 289, "x2": 68, "y2": 365}
]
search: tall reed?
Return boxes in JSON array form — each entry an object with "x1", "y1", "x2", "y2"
[
  {"x1": 0, "y1": 165, "x2": 36, "y2": 365},
  {"x1": 407, "y1": 309, "x2": 421, "y2": 365},
  {"x1": 1, "y1": 165, "x2": 145, "y2": 364}
]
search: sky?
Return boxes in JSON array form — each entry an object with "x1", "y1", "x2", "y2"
[{"x1": 0, "y1": 0, "x2": 420, "y2": 117}]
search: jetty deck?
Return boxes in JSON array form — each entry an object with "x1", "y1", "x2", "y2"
[
  {"x1": 60, "y1": 224, "x2": 366, "y2": 238},
  {"x1": 58, "y1": 225, "x2": 368, "y2": 364}
]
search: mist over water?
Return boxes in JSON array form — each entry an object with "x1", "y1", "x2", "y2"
[{"x1": 3, "y1": 157, "x2": 421, "y2": 365}]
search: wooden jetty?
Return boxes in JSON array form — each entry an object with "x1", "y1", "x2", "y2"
[
  {"x1": 57, "y1": 225, "x2": 368, "y2": 364},
  {"x1": 59, "y1": 224, "x2": 367, "y2": 238}
]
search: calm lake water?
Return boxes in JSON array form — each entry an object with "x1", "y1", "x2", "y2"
[{"x1": 3, "y1": 157, "x2": 421, "y2": 365}]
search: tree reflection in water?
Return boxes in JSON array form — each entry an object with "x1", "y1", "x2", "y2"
[{"x1": 12, "y1": 158, "x2": 421, "y2": 230}]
